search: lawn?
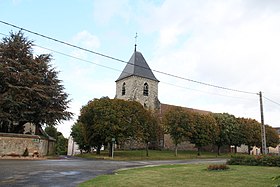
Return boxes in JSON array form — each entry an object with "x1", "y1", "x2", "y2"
[
  {"x1": 76, "y1": 149, "x2": 229, "y2": 161},
  {"x1": 79, "y1": 164, "x2": 280, "y2": 187}
]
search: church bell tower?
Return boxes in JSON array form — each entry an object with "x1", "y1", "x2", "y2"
[{"x1": 115, "y1": 48, "x2": 160, "y2": 110}]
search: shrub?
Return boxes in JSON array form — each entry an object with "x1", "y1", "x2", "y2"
[
  {"x1": 207, "y1": 164, "x2": 229, "y2": 171},
  {"x1": 227, "y1": 155, "x2": 280, "y2": 167}
]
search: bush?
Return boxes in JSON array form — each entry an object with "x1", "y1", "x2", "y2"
[
  {"x1": 227, "y1": 155, "x2": 280, "y2": 167},
  {"x1": 207, "y1": 164, "x2": 229, "y2": 171}
]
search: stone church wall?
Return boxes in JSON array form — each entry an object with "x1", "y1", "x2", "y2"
[
  {"x1": 116, "y1": 76, "x2": 159, "y2": 110},
  {"x1": 163, "y1": 134, "x2": 197, "y2": 151},
  {"x1": 0, "y1": 133, "x2": 55, "y2": 156}
]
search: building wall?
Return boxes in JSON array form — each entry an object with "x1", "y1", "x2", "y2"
[
  {"x1": 116, "y1": 76, "x2": 159, "y2": 110},
  {"x1": 0, "y1": 133, "x2": 55, "y2": 156},
  {"x1": 163, "y1": 134, "x2": 197, "y2": 151},
  {"x1": 67, "y1": 136, "x2": 80, "y2": 156}
]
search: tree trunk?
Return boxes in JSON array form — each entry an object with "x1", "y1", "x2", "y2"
[
  {"x1": 96, "y1": 145, "x2": 101, "y2": 155},
  {"x1": 145, "y1": 142, "x2": 149, "y2": 157},
  {"x1": 175, "y1": 144, "x2": 178, "y2": 157},
  {"x1": 197, "y1": 147, "x2": 201, "y2": 156},
  {"x1": 248, "y1": 145, "x2": 251, "y2": 155},
  {"x1": 217, "y1": 145, "x2": 221, "y2": 156},
  {"x1": 108, "y1": 142, "x2": 112, "y2": 157},
  {"x1": 234, "y1": 145, "x2": 237, "y2": 154}
]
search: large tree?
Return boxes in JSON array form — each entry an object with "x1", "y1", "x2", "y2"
[
  {"x1": 238, "y1": 117, "x2": 261, "y2": 154},
  {"x1": 190, "y1": 113, "x2": 218, "y2": 156},
  {"x1": 71, "y1": 122, "x2": 91, "y2": 153},
  {"x1": 78, "y1": 97, "x2": 157, "y2": 156},
  {"x1": 213, "y1": 113, "x2": 237, "y2": 155},
  {"x1": 0, "y1": 31, "x2": 72, "y2": 133},
  {"x1": 163, "y1": 107, "x2": 194, "y2": 156}
]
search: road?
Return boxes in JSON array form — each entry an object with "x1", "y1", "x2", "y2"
[{"x1": 0, "y1": 157, "x2": 226, "y2": 187}]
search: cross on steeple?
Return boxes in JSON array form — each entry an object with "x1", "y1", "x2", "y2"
[{"x1": 134, "y1": 32, "x2": 138, "y2": 52}]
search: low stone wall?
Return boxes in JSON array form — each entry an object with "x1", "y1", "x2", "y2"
[{"x1": 0, "y1": 133, "x2": 55, "y2": 156}]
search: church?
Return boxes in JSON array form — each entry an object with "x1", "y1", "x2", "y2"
[{"x1": 115, "y1": 46, "x2": 209, "y2": 151}]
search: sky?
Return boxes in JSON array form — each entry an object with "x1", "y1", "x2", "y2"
[{"x1": 1, "y1": 0, "x2": 280, "y2": 137}]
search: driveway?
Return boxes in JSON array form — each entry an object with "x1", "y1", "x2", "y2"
[{"x1": 0, "y1": 157, "x2": 226, "y2": 187}]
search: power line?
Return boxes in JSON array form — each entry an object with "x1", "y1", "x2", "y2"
[
  {"x1": 263, "y1": 96, "x2": 280, "y2": 107},
  {"x1": 32, "y1": 42, "x2": 256, "y2": 101},
  {"x1": 0, "y1": 20, "x2": 257, "y2": 95},
  {"x1": 1, "y1": 31, "x2": 255, "y2": 101}
]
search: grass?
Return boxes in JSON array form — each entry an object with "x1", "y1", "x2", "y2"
[
  {"x1": 79, "y1": 164, "x2": 280, "y2": 187},
  {"x1": 76, "y1": 149, "x2": 230, "y2": 161}
]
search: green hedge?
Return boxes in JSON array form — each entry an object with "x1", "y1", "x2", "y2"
[{"x1": 227, "y1": 155, "x2": 280, "y2": 167}]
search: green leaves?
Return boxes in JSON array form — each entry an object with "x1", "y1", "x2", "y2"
[
  {"x1": 77, "y1": 98, "x2": 160, "y2": 154},
  {"x1": 0, "y1": 31, "x2": 72, "y2": 132}
]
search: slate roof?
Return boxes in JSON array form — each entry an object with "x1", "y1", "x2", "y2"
[
  {"x1": 159, "y1": 103, "x2": 211, "y2": 117},
  {"x1": 116, "y1": 50, "x2": 159, "y2": 82}
]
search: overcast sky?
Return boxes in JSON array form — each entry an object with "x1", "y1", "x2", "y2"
[{"x1": 1, "y1": 0, "x2": 280, "y2": 137}]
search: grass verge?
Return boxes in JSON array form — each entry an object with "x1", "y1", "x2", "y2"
[
  {"x1": 76, "y1": 150, "x2": 229, "y2": 161},
  {"x1": 79, "y1": 164, "x2": 280, "y2": 187}
]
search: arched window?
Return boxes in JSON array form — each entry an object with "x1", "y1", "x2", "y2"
[
  {"x1": 122, "y1": 82, "x2": 126, "y2": 95},
  {"x1": 143, "y1": 83, "x2": 149, "y2": 96}
]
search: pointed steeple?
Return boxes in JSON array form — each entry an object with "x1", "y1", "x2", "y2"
[{"x1": 116, "y1": 50, "x2": 159, "y2": 82}]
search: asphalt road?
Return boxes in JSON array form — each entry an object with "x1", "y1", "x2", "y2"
[{"x1": 0, "y1": 157, "x2": 226, "y2": 187}]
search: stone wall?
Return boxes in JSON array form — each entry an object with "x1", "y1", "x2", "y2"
[
  {"x1": 0, "y1": 133, "x2": 55, "y2": 156},
  {"x1": 163, "y1": 134, "x2": 197, "y2": 151},
  {"x1": 116, "y1": 76, "x2": 159, "y2": 110}
]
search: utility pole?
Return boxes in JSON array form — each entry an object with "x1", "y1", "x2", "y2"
[{"x1": 259, "y1": 91, "x2": 267, "y2": 154}]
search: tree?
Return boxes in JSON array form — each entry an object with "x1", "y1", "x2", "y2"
[
  {"x1": 213, "y1": 113, "x2": 237, "y2": 155},
  {"x1": 0, "y1": 31, "x2": 72, "y2": 133},
  {"x1": 70, "y1": 122, "x2": 91, "y2": 153},
  {"x1": 45, "y1": 126, "x2": 58, "y2": 139},
  {"x1": 139, "y1": 111, "x2": 161, "y2": 157},
  {"x1": 238, "y1": 118, "x2": 261, "y2": 154},
  {"x1": 45, "y1": 126, "x2": 68, "y2": 155},
  {"x1": 265, "y1": 125, "x2": 279, "y2": 149},
  {"x1": 56, "y1": 132, "x2": 68, "y2": 155},
  {"x1": 190, "y1": 113, "x2": 217, "y2": 156},
  {"x1": 78, "y1": 97, "x2": 156, "y2": 156},
  {"x1": 163, "y1": 107, "x2": 194, "y2": 156}
]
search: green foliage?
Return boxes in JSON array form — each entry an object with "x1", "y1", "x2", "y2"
[
  {"x1": 163, "y1": 107, "x2": 194, "y2": 156},
  {"x1": 190, "y1": 113, "x2": 218, "y2": 155},
  {"x1": 78, "y1": 97, "x2": 160, "y2": 156},
  {"x1": 56, "y1": 134, "x2": 68, "y2": 155},
  {"x1": 265, "y1": 125, "x2": 279, "y2": 148},
  {"x1": 238, "y1": 118, "x2": 261, "y2": 154},
  {"x1": 207, "y1": 164, "x2": 229, "y2": 171},
  {"x1": 213, "y1": 113, "x2": 239, "y2": 155},
  {"x1": 0, "y1": 31, "x2": 72, "y2": 133},
  {"x1": 45, "y1": 126, "x2": 67, "y2": 155},
  {"x1": 71, "y1": 122, "x2": 91, "y2": 153},
  {"x1": 45, "y1": 126, "x2": 58, "y2": 139},
  {"x1": 227, "y1": 155, "x2": 280, "y2": 167}
]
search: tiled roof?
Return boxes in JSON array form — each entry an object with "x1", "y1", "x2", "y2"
[
  {"x1": 158, "y1": 103, "x2": 211, "y2": 118},
  {"x1": 116, "y1": 50, "x2": 159, "y2": 82}
]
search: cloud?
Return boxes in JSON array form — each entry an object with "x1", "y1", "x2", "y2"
[
  {"x1": 92, "y1": 0, "x2": 132, "y2": 24},
  {"x1": 72, "y1": 30, "x2": 100, "y2": 50},
  {"x1": 137, "y1": 0, "x2": 280, "y2": 126}
]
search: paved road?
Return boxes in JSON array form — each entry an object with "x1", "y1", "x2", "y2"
[{"x1": 0, "y1": 158, "x2": 226, "y2": 187}]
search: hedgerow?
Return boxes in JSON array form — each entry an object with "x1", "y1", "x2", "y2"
[{"x1": 227, "y1": 155, "x2": 280, "y2": 167}]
